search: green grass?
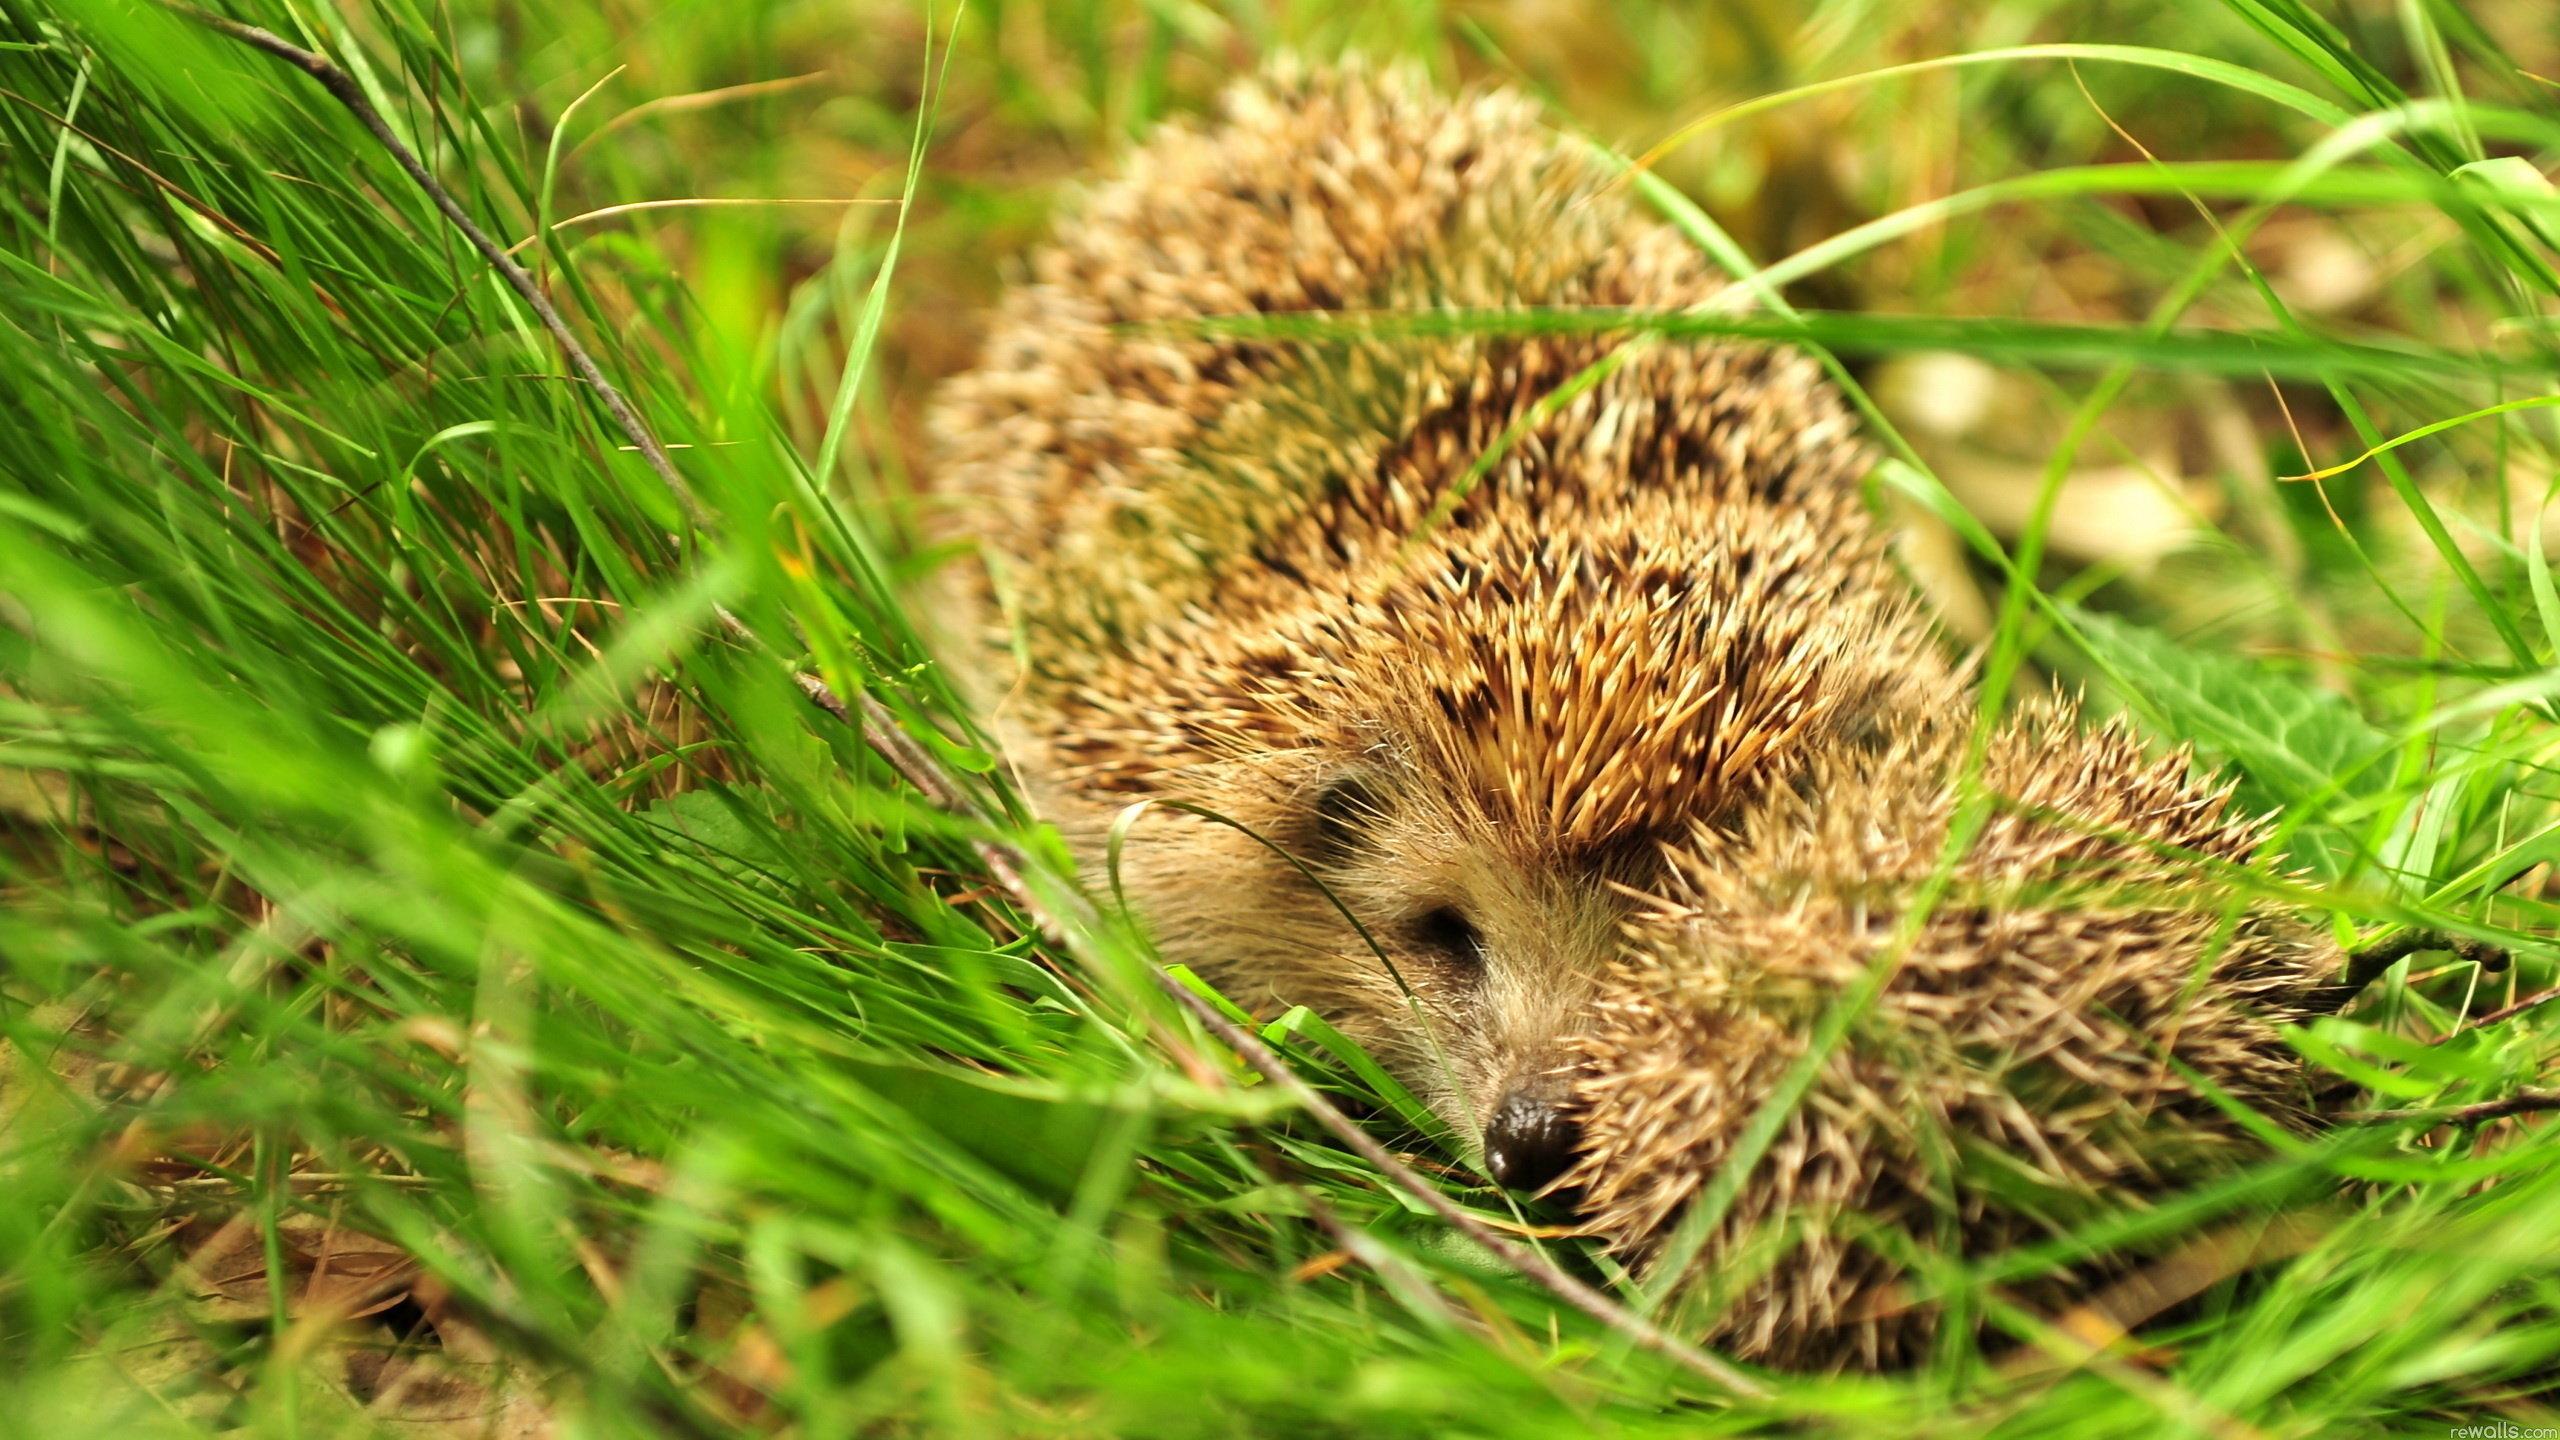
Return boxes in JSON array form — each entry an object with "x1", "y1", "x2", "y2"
[{"x1": 5, "y1": 0, "x2": 2560, "y2": 1433}]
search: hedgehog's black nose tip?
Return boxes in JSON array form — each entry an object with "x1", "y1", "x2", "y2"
[{"x1": 1483, "y1": 1089, "x2": 1583, "y2": 1194}]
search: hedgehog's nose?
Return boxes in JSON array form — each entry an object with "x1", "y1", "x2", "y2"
[{"x1": 1483, "y1": 1089, "x2": 1583, "y2": 1194}]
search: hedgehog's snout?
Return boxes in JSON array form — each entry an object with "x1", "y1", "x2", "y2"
[{"x1": 1483, "y1": 1086, "x2": 1584, "y2": 1194}]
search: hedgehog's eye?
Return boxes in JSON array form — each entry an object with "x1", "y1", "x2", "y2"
[
  {"x1": 1413, "y1": 906, "x2": 1484, "y2": 968},
  {"x1": 1310, "y1": 771, "x2": 1386, "y2": 866}
]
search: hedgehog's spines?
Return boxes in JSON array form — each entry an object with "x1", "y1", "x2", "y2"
[
  {"x1": 936, "y1": 65, "x2": 2331, "y2": 1373},
  {"x1": 938, "y1": 65, "x2": 1924, "y2": 841},
  {"x1": 1563, "y1": 707, "x2": 2329, "y2": 1368}
]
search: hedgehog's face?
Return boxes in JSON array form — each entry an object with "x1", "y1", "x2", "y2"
[
  {"x1": 1035, "y1": 728, "x2": 1644, "y2": 1190},
  {"x1": 1279, "y1": 756, "x2": 1662, "y2": 1194}
]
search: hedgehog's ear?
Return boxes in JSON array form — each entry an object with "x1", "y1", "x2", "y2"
[
  {"x1": 1580, "y1": 829, "x2": 1673, "y2": 886},
  {"x1": 1308, "y1": 767, "x2": 1390, "y2": 867}
]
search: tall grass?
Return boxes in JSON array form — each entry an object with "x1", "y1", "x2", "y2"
[{"x1": 3, "y1": 0, "x2": 2558, "y2": 1434}]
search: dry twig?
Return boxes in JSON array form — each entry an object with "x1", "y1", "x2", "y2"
[{"x1": 2358, "y1": 1088, "x2": 2560, "y2": 1127}]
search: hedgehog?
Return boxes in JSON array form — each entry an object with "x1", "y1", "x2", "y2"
[{"x1": 930, "y1": 64, "x2": 2336, "y2": 1362}]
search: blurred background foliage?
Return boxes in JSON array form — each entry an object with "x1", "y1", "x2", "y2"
[{"x1": 491, "y1": 0, "x2": 2560, "y2": 697}]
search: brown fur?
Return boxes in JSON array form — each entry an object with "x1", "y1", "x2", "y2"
[{"x1": 932, "y1": 63, "x2": 2333, "y2": 1367}]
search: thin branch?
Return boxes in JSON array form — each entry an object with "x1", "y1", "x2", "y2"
[
  {"x1": 2358, "y1": 1087, "x2": 2560, "y2": 1127},
  {"x1": 2343, "y1": 925, "x2": 2509, "y2": 991},
  {"x1": 2302, "y1": 927, "x2": 2521, "y2": 1018},
  {"x1": 183, "y1": 9, "x2": 1772, "y2": 1402},
  {"x1": 2458, "y1": 984, "x2": 2560, "y2": 1034}
]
